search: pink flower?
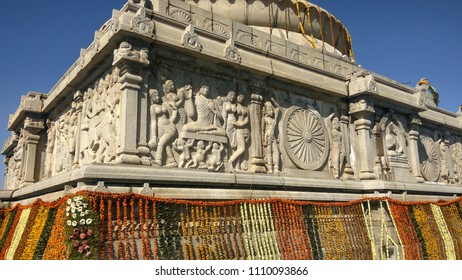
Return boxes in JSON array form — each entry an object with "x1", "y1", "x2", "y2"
[
  {"x1": 79, "y1": 232, "x2": 86, "y2": 239},
  {"x1": 87, "y1": 229, "x2": 93, "y2": 236},
  {"x1": 73, "y1": 240, "x2": 80, "y2": 248},
  {"x1": 86, "y1": 251, "x2": 91, "y2": 257},
  {"x1": 78, "y1": 246, "x2": 84, "y2": 253},
  {"x1": 82, "y1": 240, "x2": 88, "y2": 247},
  {"x1": 73, "y1": 228, "x2": 79, "y2": 234},
  {"x1": 84, "y1": 245, "x2": 90, "y2": 250}
]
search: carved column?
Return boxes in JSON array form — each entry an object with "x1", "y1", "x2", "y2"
[
  {"x1": 137, "y1": 71, "x2": 151, "y2": 165},
  {"x1": 23, "y1": 117, "x2": 45, "y2": 185},
  {"x1": 72, "y1": 91, "x2": 83, "y2": 168},
  {"x1": 408, "y1": 115, "x2": 424, "y2": 183},
  {"x1": 349, "y1": 100, "x2": 376, "y2": 180},
  {"x1": 112, "y1": 41, "x2": 150, "y2": 164},
  {"x1": 247, "y1": 87, "x2": 266, "y2": 173}
]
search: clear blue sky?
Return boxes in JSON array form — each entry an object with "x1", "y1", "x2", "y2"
[{"x1": 0, "y1": 0, "x2": 461, "y2": 189}]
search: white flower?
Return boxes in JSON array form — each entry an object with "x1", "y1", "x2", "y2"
[
  {"x1": 71, "y1": 208, "x2": 76, "y2": 213},
  {"x1": 80, "y1": 212, "x2": 85, "y2": 217},
  {"x1": 86, "y1": 219, "x2": 92, "y2": 225},
  {"x1": 85, "y1": 210, "x2": 90, "y2": 215},
  {"x1": 78, "y1": 206, "x2": 83, "y2": 212},
  {"x1": 72, "y1": 221, "x2": 78, "y2": 227},
  {"x1": 67, "y1": 198, "x2": 72, "y2": 205},
  {"x1": 80, "y1": 219, "x2": 86, "y2": 225},
  {"x1": 76, "y1": 200, "x2": 83, "y2": 206},
  {"x1": 83, "y1": 203, "x2": 88, "y2": 208},
  {"x1": 75, "y1": 196, "x2": 83, "y2": 201},
  {"x1": 72, "y1": 213, "x2": 77, "y2": 219},
  {"x1": 66, "y1": 212, "x2": 70, "y2": 217},
  {"x1": 67, "y1": 220, "x2": 72, "y2": 226},
  {"x1": 66, "y1": 206, "x2": 70, "y2": 212},
  {"x1": 71, "y1": 202, "x2": 76, "y2": 207}
]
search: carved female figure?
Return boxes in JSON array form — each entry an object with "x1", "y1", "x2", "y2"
[
  {"x1": 149, "y1": 89, "x2": 178, "y2": 167},
  {"x1": 386, "y1": 123, "x2": 403, "y2": 157},
  {"x1": 222, "y1": 91, "x2": 237, "y2": 148},
  {"x1": 228, "y1": 94, "x2": 249, "y2": 171},
  {"x1": 262, "y1": 98, "x2": 281, "y2": 173},
  {"x1": 330, "y1": 117, "x2": 345, "y2": 179}
]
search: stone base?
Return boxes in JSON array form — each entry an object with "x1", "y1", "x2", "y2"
[{"x1": 388, "y1": 157, "x2": 416, "y2": 183}]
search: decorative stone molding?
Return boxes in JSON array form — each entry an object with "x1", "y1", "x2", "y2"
[
  {"x1": 131, "y1": 7, "x2": 155, "y2": 38},
  {"x1": 224, "y1": 39, "x2": 241, "y2": 63},
  {"x1": 182, "y1": 25, "x2": 202, "y2": 52},
  {"x1": 407, "y1": 114, "x2": 424, "y2": 183},
  {"x1": 348, "y1": 71, "x2": 378, "y2": 96}
]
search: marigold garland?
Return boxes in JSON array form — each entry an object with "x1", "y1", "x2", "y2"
[
  {"x1": 20, "y1": 206, "x2": 49, "y2": 260},
  {"x1": 5, "y1": 208, "x2": 31, "y2": 259},
  {"x1": 42, "y1": 204, "x2": 67, "y2": 260},
  {"x1": 0, "y1": 208, "x2": 21, "y2": 259},
  {"x1": 430, "y1": 204, "x2": 456, "y2": 260},
  {"x1": 33, "y1": 208, "x2": 58, "y2": 260},
  {"x1": 13, "y1": 204, "x2": 39, "y2": 260}
]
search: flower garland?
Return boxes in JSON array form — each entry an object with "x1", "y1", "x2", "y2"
[
  {"x1": 42, "y1": 204, "x2": 67, "y2": 260},
  {"x1": 5, "y1": 208, "x2": 31, "y2": 259},
  {"x1": 129, "y1": 198, "x2": 137, "y2": 260},
  {"x1": 385, "y1": 200, "x2": 404, "y2": 260},
  {"x1": 99, "y1": 197, "x2": 106, "y2": 259},
  {"x1": 440, "y1": 204, "x2": 462, "y2": 258},
  {"x1": 361, "y1": 201, "x2": 376, "y2": 259},
  {"x1": 0, "y1": 208, "x2": 21, "y2": 259},
  {"x1": 13, "y1": 203, "x2": 39, "y2": 260},
  {"x1": 302, "y1": 205, "x2": 323, "y2": 259},
  {"x1": 33, "y1": 208, "x2": 58, "y2": 260},
  {"x1": 107, "y1": 199, "x2": 113, "y2": 259},
  {"x1": 123, "y1": 197, "x2": 130, "y2": 259},
  {"x1": 430, "y1": 204, "x2": 456, "y2": 260},
  {"x1": 20, "y1": 206, "x2": 49, "y2": 260},
  {"x1": 64, "y1": 195, "x2": 100, "y2": 260},
  {"x1": 0, "y1": 209, "x2": 16, "y2": 252},
  {"x1": 388, "y1": 203, "x2": 422, "y2": 259},
  {"x1": 152, "y1": 201, "x2": 158, "y2": 260},
  {"x1": 116, "y1": 198, "x2": 124, "y2": 259}
]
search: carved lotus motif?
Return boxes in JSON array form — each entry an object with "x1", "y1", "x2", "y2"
[
  {"x1": 418, "y1": 135, "x2": 440, "y2": 182},
  {"x1": 282, "y1": 106, "x2": 329, "y2": 170}
]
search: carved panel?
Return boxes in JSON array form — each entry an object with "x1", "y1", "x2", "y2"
[
  {"x1": 203, "y1": 19, "x2": 229, "y2": 37},
  {"x1": 168, "y1": 7, "x2": 193, "y2": 24},
  {"x1": 236, "y1": 30, "x2": 261, "y2": 48},
  {"x1": 282, "y1": 106, "x2": 330, "y2": 170},
  {"x1": 418, "y1": 135, "x2": 440, "y2": 182}
]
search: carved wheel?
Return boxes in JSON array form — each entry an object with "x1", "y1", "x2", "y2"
[
  {"x1": 282, "y1": 106, "x2": 330, "y2": 170},
  {"x1": 418, "y1": 135, "x2": 440, "y2": 182}
]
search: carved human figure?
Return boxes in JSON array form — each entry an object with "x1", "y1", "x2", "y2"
[
  {"x1": 439, "y1": 140, "x2": 449, "y2": 180},
  {"x1": 262, "y1": 98, "x2": 281, "y2": 173},
  {"x1": 228, "y1": 94, "x2": 249, "y2": 171},
  {"x1": 330, "y1": 117, "x2": 345, "y2": 179},
  {"x1": 185, "y1": 140, "x2": 212, "y2": 169},
  {"x1": 222, "y1": 91, "x2": 237, "y2": 148},
  {"x1": 149, "y1": 89, "x2": 178, "y2": 167},
  {"x1": 182, "y1": 86, "x2": 225, "y2": 136},
  {"x1": 386, "y1": 123, "x2": 403, "y2": 157},
  {"x1": 44, "y1": 120, "x2": 56, "y2": 178},
  {"x1": 207, "y1": 143, "x2": 225, "y2": 171},
  {"x1": 173, "y1": 138, "x2": 194, "y2": 168}
]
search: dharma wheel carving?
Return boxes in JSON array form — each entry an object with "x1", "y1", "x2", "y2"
[
  {"x1": 418, "y1": 135, "x2": 440, "y2": 182},
  {"x1": 282, "y1": 106, "x2": 329, "y2": 170}
]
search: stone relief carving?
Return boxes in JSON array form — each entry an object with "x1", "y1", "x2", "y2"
[
  {"x1": 328, "y1": 114, "x2": 345, "y2": 179},
  {"x1": 452, "y1": 141, "x2": 462, "y2": 183},
  {"x1": 438, "y1": 139, "x2": 449, "y2": 182},
  {"x1": 43, "y1": 120, "x2": 56, "y2": 179},
  {"x1": 227, "y1": 94, "x2": 250, "y2": 171},
  {"x1": 168, "y1": 6, "x2": 193, "y2": 24},
  {"x1": 282, "y1": 106, "x2": 330, "y2": 171},
  {"x1": 418, "y1": 135, "x2": 440, "y2": 182},
  {"x1": 348, "y1": 71, "x2": 378, "y2": 95},
  {"x1": 79, "y1": 70, "x2": 120, "y2": 167},
  {"x1": 7, "y1": 132, "x2": 25, "y2": 188},
  {"x1": 182, "y1": 25, "x2": 203, "y2": 52},
  {"x1": 113, "y1": 41, "x2": 149, "y2": 65},
  {"x1": 131, "y1": 7, "x2": 155, "y2": 38},
  {"x1": 149, "y1": 89, "x2": 178, "y2": 167},
  {"x1": 224, "y1": 40, "x2": 241, "y2": 63},
  {"x1": 385, "y1": 122, "x2": 404, "y2": 158},
  {"x1": 262, "y1": 98, "x2": 281, "y2": 174}
]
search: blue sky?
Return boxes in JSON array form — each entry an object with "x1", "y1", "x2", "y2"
[{"x1": 0, "y1": 0, "x2": 461, "y2": 188}]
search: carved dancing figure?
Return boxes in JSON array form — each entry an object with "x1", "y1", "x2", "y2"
[
  {"x1": 228, "y1": 94, "x2": 249, "y2": 171},
  {"x1": 185, "y1": 140, "x2": 212, "y2": 169},
  {"x1": 262, "y1": 98, "x2": 281, "y2": 173},
  {"x1": 207, "y1": 143, "x2": 224, "y2": 171},
  {"x1": 222, "y1": 91, "x2": 237, "y2": 149},
  {"x1": 330, "y1": 117, "x2": 345, "y2": 179},
  {"x1": 173, "y1": 138, "x2": 194, "y2": 168},
  {"x1": 44, "y1": 121, "x2": 56, "y2": 178},
  {"x1": 439, "y1": 140, "x2": 449, "y2": 180},
  {"x1": 149, "y1": 89, "x2": 178, "y2": 167}
]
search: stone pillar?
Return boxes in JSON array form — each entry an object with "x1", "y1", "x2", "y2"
[
  {"x1": 247, "y1": 87, "x2": 266, "y2": 173},
  {"x1": 72, "y1": 91, "x2": 83, "y2": 168},
  {"x1": 23, "y1": 117, "x2": 45, "y2": 185},
  {"x1": 339, "y1": 105, "x2": 354, "y2": 178},
  {"x1": 137, "y1": 71, "x2": 151, "y2": 165},
  {"x1": 349, "y1": 99, "x2": 376, "y2": 180},
  {"x1": 407, "y1": 115, "x2": 424, "y2": 183},
  {"x1": 112, "y1": 41, "x2": 150, "y2": 164}
]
